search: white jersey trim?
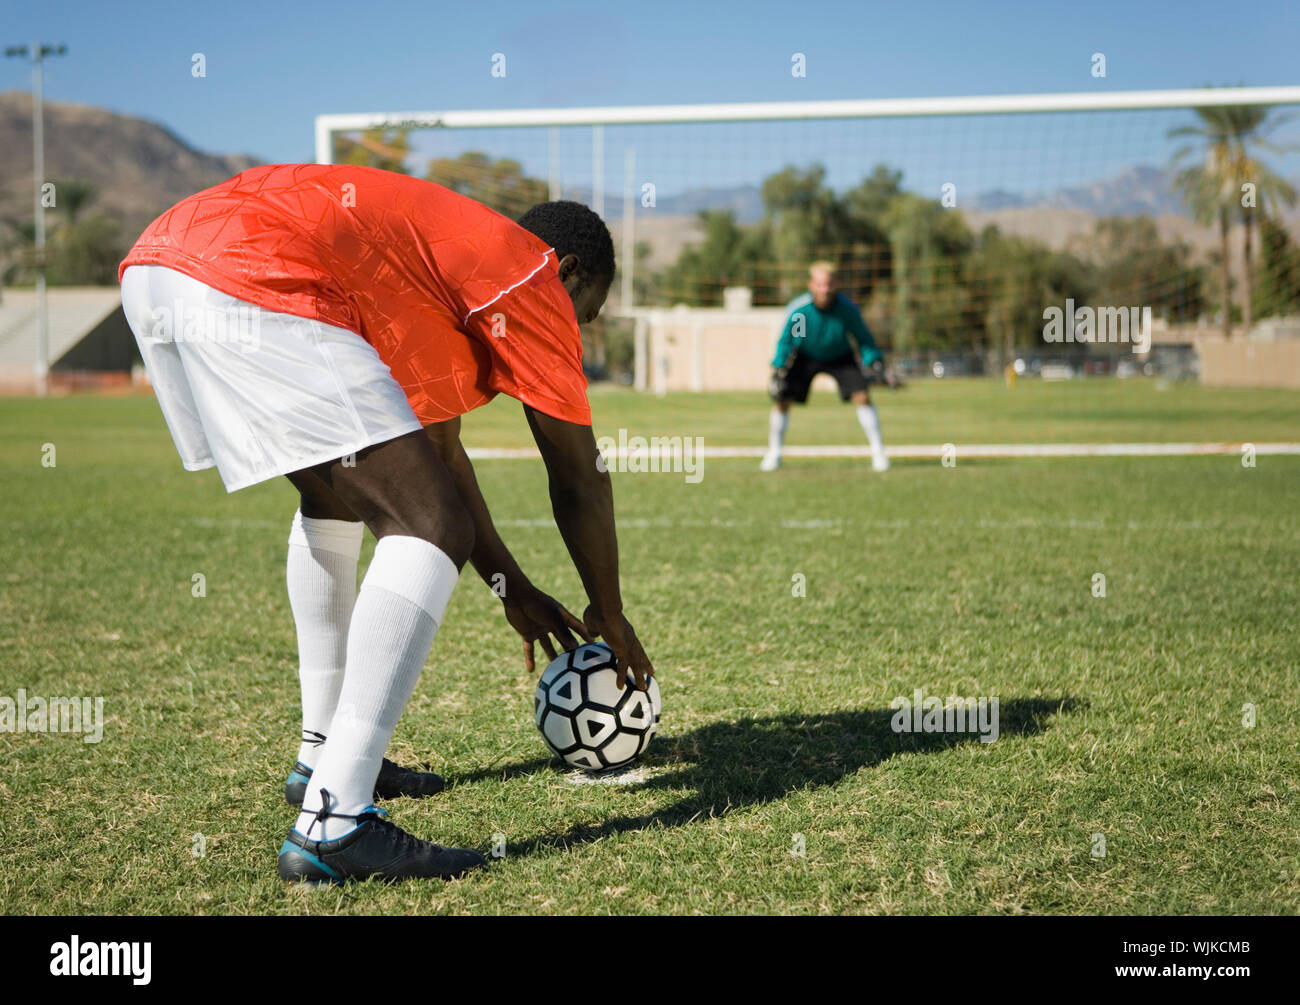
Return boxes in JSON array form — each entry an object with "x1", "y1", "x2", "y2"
[{"x1": 462, "y1": 248, "x2": 555, "y2": 324}]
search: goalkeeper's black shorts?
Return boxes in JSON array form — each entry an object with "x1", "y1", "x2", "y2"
[{"x1": 774, "y1": 351, "x2": 868, "y2": 404}]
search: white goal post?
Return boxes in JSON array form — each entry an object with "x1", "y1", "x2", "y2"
[{"x1": 315, "y1": 86, "x2": 1300, "y2": 162}]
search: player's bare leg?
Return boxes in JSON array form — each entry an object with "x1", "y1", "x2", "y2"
[
  {"x1": 852, "y1": 388, "x2": 889, "y2": 471},
  {"x1": 761, "y1": 398, "x2": 791, "y2": 471},
  {"x1": 277, "y1": 429, "x2": 487, "y2": 883}
]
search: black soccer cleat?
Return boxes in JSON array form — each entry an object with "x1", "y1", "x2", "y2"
[
  {"x1": 284, "y1": 761, "x2": 313, "y2": 806},
  {"x1": 277, "y1": 790, "x2": 486, "y2": 885},
  {"x1": 374, "y1": 757, "x2": 447, "y2": 800},
  {"x1": 284, "y1": 757, "x2": 445, "y2": 806}
]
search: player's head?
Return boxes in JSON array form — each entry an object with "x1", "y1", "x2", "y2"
[
  {"x1": 518, "y1": 200, "x2": 615, "y2": 324},
  {"x1": 808, "y1": 260, "x2": 837, "y2": 310}
]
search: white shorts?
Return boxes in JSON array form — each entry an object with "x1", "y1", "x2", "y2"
[{"x1": 121, "y1": 265, "x2": 423, "y2": 492}]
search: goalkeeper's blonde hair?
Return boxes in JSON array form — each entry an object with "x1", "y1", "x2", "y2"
[{"x1": 808, "y1": 260, "x2": 836, "y2": 279}]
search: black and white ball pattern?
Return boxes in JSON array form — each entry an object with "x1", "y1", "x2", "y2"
[{"x1": 534, "y1": 642, "x2": 662, "y2": 770}]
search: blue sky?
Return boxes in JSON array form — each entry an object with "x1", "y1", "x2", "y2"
[
  {"x1": 4, "y1": 0, "x2": 1299, "y2": 201},
  {"x1": 4, "y1": 0, "x2": 1297, "y2": 161}
]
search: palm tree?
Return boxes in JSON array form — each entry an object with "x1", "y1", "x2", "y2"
[
  {"x1": 1231, "y1": 125, "x2": 1296, "y2": 331},
  {"x1": 1170, "y1": 102, "x2": 1297, "y2": 336}
]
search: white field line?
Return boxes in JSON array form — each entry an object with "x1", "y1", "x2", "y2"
[
  {"x1": 468, "y1": 442, "x2": 1300, "y2": 460},
  {"x1": 181, "y1": 514, "x2": 1285, "y2": 531},
  {"x1": 491, "y1": 516, "x2": 1280, "y2": 530}
]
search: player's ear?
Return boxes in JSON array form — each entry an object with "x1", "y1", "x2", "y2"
[{"x1": 556, "y1": 253, "x2": 582, "y2": 290}]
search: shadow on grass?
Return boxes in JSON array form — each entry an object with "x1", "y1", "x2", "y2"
[{"x1": 446, "y1": 695, "x2": 1082, "y2": 857}]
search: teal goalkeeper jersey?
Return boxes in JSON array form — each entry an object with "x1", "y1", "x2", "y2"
[{"x1": 771, "y1": 292, "x2": 882, "y2": 368}]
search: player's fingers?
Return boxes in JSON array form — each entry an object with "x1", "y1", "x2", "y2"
[
  {"x1": 552, "y1": 624, "x2": 581, "y2": 652},
  {"x1": 630, "y1": 642, "x2": 654, "y2": 689},
  {"x1": 545, "y1": 606, "x2": 583, "y2": 651},
  {"x1": 539, "y1": 636, "x2": 558, "y2": 663},
  {"x1": 523, "y1": 639, "x2": 535, "y2": 674},
  {"x1": 562, "y1": 606, "x2": 596, "y2": 642}
]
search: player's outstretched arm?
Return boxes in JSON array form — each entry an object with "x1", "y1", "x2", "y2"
[
  {"x1": 425, "y1": 417, "x2": 592, "y2": 672},
  {"x1": 523, "y1": 403, "x2": 655, "y2": 690}
]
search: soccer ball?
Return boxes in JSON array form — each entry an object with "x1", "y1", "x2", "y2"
[{"x1": 534, "y1": 642, "x2": 662, "y2": 771}]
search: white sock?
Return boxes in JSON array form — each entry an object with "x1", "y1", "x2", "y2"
[
  {"x1": 856, "y1": 404, "x2": 886, "y2": 462},
  {"x1": 287, "y1": 510, "x2": 364, "y2": 770},
  {"x1": 294, "y1": 535, "x2": 460, "y2": 841},
  {"x1": 767, "y1": 409, "x2": 788, "y2": 456}
]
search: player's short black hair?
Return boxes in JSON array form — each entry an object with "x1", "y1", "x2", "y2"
[{"x1": 517, "y1": 200, "x2": 615, "y2": 289}]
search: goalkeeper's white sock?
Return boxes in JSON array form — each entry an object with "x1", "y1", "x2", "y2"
[
  {"x1": 294, "y1": 535, "x2": 460, "y2": 841},
  {"x1": 767, "y1": 409, "x2": 789, "y2": 457},
  {"x1": 856, "y1": 404, "x2": 888, "y2": 466},
  {"x1": 286, "y1": 510, "x2": 364, "y2": 771}
]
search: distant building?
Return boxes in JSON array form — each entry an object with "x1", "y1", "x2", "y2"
[
  {"x1": 1194, "y1": 317, "x2": 1300, "y2": 389},
  {"x1": 0, "y1": 287, "x2": 138, "y2": 393}
]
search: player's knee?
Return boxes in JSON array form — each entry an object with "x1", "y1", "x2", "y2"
[
  {"x1": 369, "y1": 493, "x2": 474, "y2": 566},
  {"x1": 419, "y1": 495, "x2": 475, "y2": 566}
]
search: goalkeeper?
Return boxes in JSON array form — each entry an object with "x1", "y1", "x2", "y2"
[{"x1": 761, "y1": 261, "x2": 896, "y2": 472}]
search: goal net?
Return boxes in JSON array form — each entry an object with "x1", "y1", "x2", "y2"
[{"x1": 315, "y1": 88, "x2": 1300, "y2": 387}]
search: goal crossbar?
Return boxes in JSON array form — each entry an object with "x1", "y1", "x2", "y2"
[{"x1": 315, "y1": 85, "x2": 1300, "y2": 164}]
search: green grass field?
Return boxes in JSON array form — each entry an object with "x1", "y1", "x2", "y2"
[{"x1": 1, "y1": 379, "x2": 1297, "y2": 914}]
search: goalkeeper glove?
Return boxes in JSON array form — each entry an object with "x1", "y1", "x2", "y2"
[
  {"x1": 768, "y1": 367, "x2": 789, "y2": 401},
  {"x1": 864, "y1": 358, "x2": 899, "y2": 389}
]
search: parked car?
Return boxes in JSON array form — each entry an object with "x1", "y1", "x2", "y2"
[{"x1": 1040, "y1": 361, "x2": 1076, "y2": 380}]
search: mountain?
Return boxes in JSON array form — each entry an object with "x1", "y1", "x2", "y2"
[
  {"x1": 0, "y1": 91, "x2": 261, "y2": 243},
  {"x1": 651, "y1": 184, "x2": 764, "y2": 223},
  {"x1": 970, "y1": 165, "x2": 1188, "y2": 216},
  {"x1": 586, "y1": 165, "x2": 1189, "y2": 222},
  {"x1": 566, "y1": 183, "x2": 764, "y2": 223}
]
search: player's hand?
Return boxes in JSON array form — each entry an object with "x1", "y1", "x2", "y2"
[
  {"x1": 768, "y1": 367, "x2": 789, "y2": 401},
  {"x1": 871, "y1": 360, "x2": 900, "y2": 389},
  {"x1": 503, "y1": 584, "x2": 594, "y2": 674},
  {"x1": 866, "y1": 358, "x2": 899, "y2": 388},
  {"x1": 582, "y1": 604, "x2": 655, "y2": 691}
]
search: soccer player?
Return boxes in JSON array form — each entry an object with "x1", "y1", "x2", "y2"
[
  {"x1": 760, "y1": 261, "x2": 894, "y2": 472},
  {"x1": 118, "y1": 163, "x2": 655, "y2": 884}
]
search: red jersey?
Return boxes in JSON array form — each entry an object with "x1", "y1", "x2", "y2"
[{"x1": 119, "y1": 163, "x2": 591, "y2": 425}]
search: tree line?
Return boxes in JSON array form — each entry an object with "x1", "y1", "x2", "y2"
[{"x1": 652, "y1": 102, "x2": 1299, "y2": 352}]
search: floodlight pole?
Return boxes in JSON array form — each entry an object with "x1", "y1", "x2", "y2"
[{"x1": 6, "y1": 41, "x2": 66, "y2": 396}]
